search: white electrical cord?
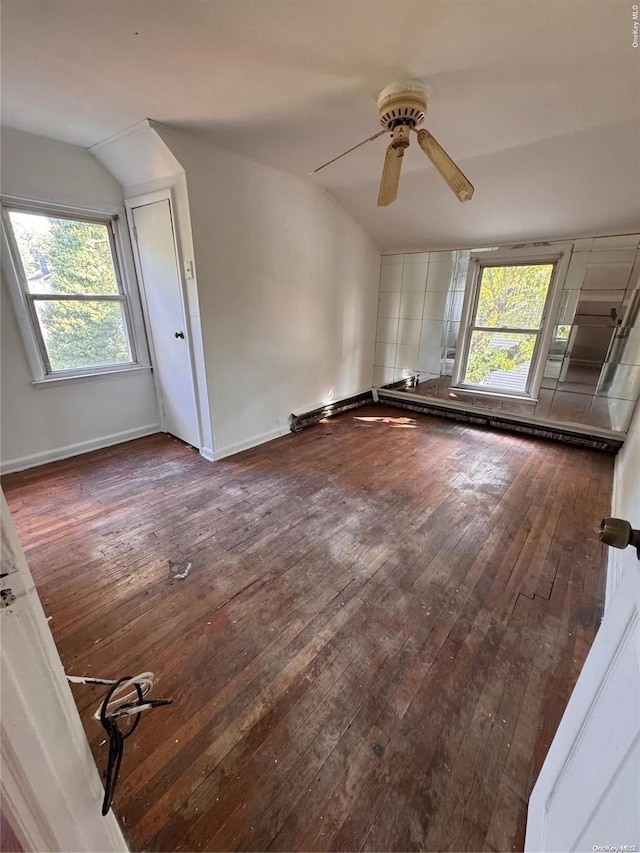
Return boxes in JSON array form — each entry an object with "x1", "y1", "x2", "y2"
[
  {"x1": 66, "y1": 671, "x2": 156, "y2": 720},
  {"x1": 66, "y1": 670, "x2": 171, "y2": 815}
]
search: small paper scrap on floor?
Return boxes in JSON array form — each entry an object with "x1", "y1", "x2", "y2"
[{"x1": 168, "y1": 560, "x2": 192, "y2": 580}]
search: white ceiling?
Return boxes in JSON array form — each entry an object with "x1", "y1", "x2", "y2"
[{"x1": 2, "y1": 0, "x2": 639, "y2": 251}]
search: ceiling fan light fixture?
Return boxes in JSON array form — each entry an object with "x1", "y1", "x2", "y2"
[
  {"x1": 377, "y1": 81, "x2": 429, "y2": 131},
  {"x1": 312, "y1": 80, "x2": 474, "y2": 207}
]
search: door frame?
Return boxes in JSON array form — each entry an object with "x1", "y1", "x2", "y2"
[
  {"x1": 1, "y1": 492, "x2": 129, "y2": 852},
  {"x1": 125, "y1": 189, "x2": 202, "y2": 449}
]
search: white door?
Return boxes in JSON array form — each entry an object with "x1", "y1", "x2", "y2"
[
  {"x1": 525, "y1": 557, "x2": 640, "y2": 851},
  {"x1": 1, "y1": 492, "x2": 128, "y2": 852},
  {"x1": 130, "y1": 199, "x2": 200, "y2": 448}
]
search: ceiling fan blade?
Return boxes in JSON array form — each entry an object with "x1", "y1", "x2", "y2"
[
  {"x1": 414, "y1": 129, "x2": 474, "y2": 202},
  {"x1": 311, "y1": 129, "x2": 387, "y2": 174},
  {"x1": 377, "y1": 142, "x2": 405, "y2": 207}
]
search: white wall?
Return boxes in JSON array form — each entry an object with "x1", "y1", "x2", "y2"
[
  {"x1": 0, "y1": 126, "x2": 124, "y2": 209},
  {"x1": 155, "y1": 126, "x2": 381, "y2": 458},
  {"x1": 0, "y1": 128, "x2": 160, "y2": 472}
]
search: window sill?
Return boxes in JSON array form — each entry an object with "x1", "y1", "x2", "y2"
[
  {"x1": 448, "y1": 386, "x2": 538, "y2": 404},
  {"x1": 31, "y1": 364, "x2": 152, "y2": 388}
]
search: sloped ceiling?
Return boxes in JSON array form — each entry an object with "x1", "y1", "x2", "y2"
[{"x1": 1, "y1": 0, "x2": 639, "y2": 251}]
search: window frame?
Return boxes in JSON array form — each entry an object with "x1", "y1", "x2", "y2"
[
  {"x1": 451, "y1": 244, "x2": 572, "y2": 400},
  {"x1": 1, "y1": 198, "x2": 150, "y2": 383}
]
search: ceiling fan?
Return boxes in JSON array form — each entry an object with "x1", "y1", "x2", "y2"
[{"x1": 312, "y1": 82, "x2": 474, "y2": 207}]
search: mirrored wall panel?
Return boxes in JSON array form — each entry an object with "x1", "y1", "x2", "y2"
[{"x1": 374, "y1": 235, "x2": 640, "y2": 434}]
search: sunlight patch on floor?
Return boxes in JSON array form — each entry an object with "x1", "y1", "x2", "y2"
[{"x1": 354, "y1": 416, "x2": 418, "y2": 428}]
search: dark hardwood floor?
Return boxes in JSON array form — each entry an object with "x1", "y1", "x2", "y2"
[{"x1": 2, "y1": 404, "x2": 614, "y2": 852}]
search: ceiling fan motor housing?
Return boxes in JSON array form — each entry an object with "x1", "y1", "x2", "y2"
[{"x1": 377, "y1": 83, "x2": 428, "y2": 131}]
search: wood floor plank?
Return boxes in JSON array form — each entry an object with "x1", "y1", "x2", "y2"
[{"x1": 1, "y1": 404, "x2": 613, "y2": 852}]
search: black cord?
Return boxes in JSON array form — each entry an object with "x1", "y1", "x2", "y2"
[
  {"x1": 67, "y1": 671, "x2": 172, "y2": 816},
  {"x1": 99, "y1": 676, "x2": 143, "y2": 816}
]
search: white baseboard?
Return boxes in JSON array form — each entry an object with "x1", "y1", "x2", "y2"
[
  {"x1": 200, "y1": 446, "x2": 215, "y2": 462},
  {"x1": 214, "y1": 425, "x2": 290, "y2": 460},
  {"x1": 0, "y1": 423, "x2": 161, "y2": 475}
]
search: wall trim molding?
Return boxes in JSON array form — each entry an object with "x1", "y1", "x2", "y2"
[
  {"x1": 90, "y1": 118, "x2": 155, "y2": 153},
  {"x1": 1, "y1": 423, "x2": 161, "y2": 475},
  {"x1": 376, "y1": 389, "x2": 624, "y2": 452},
  {"x1": 290, "y1": 390, "x2": 375, "y2": 433},
  {"x1": 200, "y1": 446, "x2": 215, "y2": 462}
]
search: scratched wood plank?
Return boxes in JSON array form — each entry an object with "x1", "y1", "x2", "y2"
[{"x1": 1, "y1": 404, "x2": 613, "y2": 852}]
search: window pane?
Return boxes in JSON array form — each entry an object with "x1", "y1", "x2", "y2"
[
  {"x1": 475, "y1": 264, "x2": 554, "y2": 329},
  {"x1": 34, "y1": 300, "x2": 131, "y2": 371},
  {"x1": 463, "y1": 330, "x2": 537, "y2": 394},
  {"x1": 8, "y1": 211, "x2": 119, "y2": 296}
]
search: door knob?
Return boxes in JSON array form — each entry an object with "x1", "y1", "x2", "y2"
[
  {"x1": 599, "y1": 517, "x2": 640, "y2": 559},
  {"x1": 174, "y1": 331, "x2": 185, "y2": 339}
]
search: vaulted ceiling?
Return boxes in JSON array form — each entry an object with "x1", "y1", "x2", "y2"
[{"x1": 2, "y1": 0, "x2": 639, "y2": 251}]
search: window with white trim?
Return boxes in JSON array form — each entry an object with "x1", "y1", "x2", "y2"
[
  {"x1": 452, "y1": 246, "x2": 570, "y2": 399},
  {"x1": 2, "y1": 205, "x2": 141, "y2": 378}
]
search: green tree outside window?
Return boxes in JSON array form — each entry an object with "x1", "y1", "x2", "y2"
[
  {"x1": 10, "y1": 212, "x2": 131, "y2": 372},
  {"x1": 464, "y1": 264, "x2": 553, "y2": 387}
]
